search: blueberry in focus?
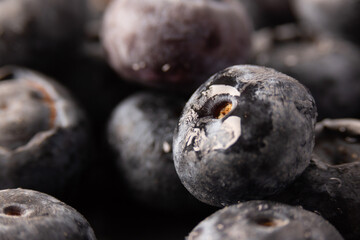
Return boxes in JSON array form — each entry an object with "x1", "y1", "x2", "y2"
[
  {"x1": 0, "y1": 66, "x2": 90, "y2": 196},
  {"x1": 271, "y1": 118, "x2": 360, "y2": 240},
  {"x1": 0, "y1": 0, "x2": 87, "y2": 67},
  {"x1": 101, "y1": 0, "x2": 252, "y2": 92},
  {"x1": 0, "y1": 188, "x2": 96, "y2": 240},
  {"x1": 187, "y1": 200, "x2": 343, "y2": 240},
  {"x1": 254, "y1": 31, "x2": 360, "y2": 119},
  {"x1": 107, "y1": 92, "x2": 203, "y2": 210},
  {"x1": 173, "y1": 65, "x2": 317, "y2": 207}
]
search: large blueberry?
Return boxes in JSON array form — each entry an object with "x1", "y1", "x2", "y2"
[
  {"x1": 188, "y1": 200, "x2": 343, "y2": 240},
  {"x1": 101, "y1": 0, "x2": 252, "y2": 92},
  {"x1": 173, "y1": 65, "x2": 317, "y2": 206}
]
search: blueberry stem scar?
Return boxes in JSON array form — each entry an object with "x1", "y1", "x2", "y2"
[
  {"x1": 215, "y1": 102, "x2": 232, "y2": 119},
  {"x1": 3, "y1": 206, "x2": 23, "y2": 216}
]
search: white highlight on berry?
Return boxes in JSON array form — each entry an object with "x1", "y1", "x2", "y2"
[
  {"x1": 161, "y1": 64, "x2": 171, "y2": 72},
  {"x1": 186, "y1": 116, "x2": 241, "y2": 152},
  {"x1": 202, "y1": 84, "x2": 240, "y2": 98},
  {"x1": 162, "y1": 141, "x2": 171, "y2": 153}
]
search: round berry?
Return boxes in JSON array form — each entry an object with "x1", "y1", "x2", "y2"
[
  {"x1": 173, "y1": 65, "x2": 317, "y2": 206},
  {"x1": 101, "y1": 0, "x2": 252, "y2": 91}
]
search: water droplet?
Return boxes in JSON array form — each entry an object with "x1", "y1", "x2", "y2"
[
  {"x1": 161, "y1": 64, "x2": 171, "y2": 72},
  {"x1": 162, "y1": 141, "x2": 171, "y2": 153}
]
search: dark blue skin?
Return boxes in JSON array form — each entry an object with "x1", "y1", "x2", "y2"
[
  {"x1": 188, "y1": 200, "x2": 344, "y2": 240},
  {"x1": 173, "y1": 65, "x2": 317, "y2": 207},
  {"x1": 101, "y1": 0, "x2": 252, "y2": 92}
]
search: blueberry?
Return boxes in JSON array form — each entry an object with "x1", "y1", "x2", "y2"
[
  {"x1": 0, "y1": 188, "x2": 96, "y2": 240},
  {"x1": 254, "y1": 31, "x2": 360, "y2": 119},
  {"x1": 101, "y1": 0, "x2": 252, "y2": 92},
  {"x1": 173, "y1": 65, "x2": 317, "y2": 206},
  {"x1": 0, "y1": 66, "x2": 90, "y2": 195},
  {"x1": 188, "y1": 200, "x2": 344, "y2": 240},
  {"x1": 271, "y1": 118, "x2": 360, "y2": 240},
  {"x1": 292, "y1": 0, "x2": 360, "y2": 45},
  {"x1": 107, "y1": 92, "x2": 204, "y2": 210},
  {"x1": 0, "y1": 0, "x2": 87, "y2": 66}
]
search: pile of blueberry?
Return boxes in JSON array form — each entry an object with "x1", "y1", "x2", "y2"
[{"x1": 0, "y1": 0, "x2": 360, "y2": 239}]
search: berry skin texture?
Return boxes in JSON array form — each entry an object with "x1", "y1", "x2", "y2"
[
  {"x1": 0, "y1": 66, "x2": 90, "y2": 195},
  {"x1": 271, "y1": 118, "x2": 360, "y2": 240},
  {"x1": 187, "y1": 200, "x2": 344, "y2": 240},
  {"x1": 101, "y1": 0, "x2": 252, "y2": 91},
  {"x1": 173, "y1": 65, "x2": 317, "y2": 207},
  {"x1": 0, "y1": 188, "x2": 96, "y2": 240}
]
